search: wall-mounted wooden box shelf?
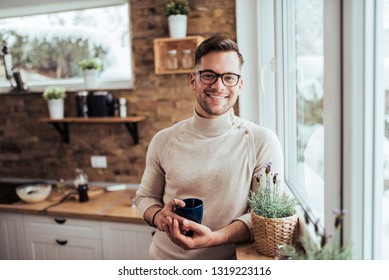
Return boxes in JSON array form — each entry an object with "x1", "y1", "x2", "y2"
[
  {"x1": 40, "y1": 116, "x2": 145, "y2": 144},
  {"x1": 153, "y1": 36, "x2": 204, "y2": 74}
]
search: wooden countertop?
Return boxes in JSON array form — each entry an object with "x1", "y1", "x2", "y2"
[
  {"x1": 235, "y1": 242, "x2": 275, "y2": 260},
  {"x1": 0, "y1": 186, "x2": 145, "y2": 224},
  {"x1": 0, "y1": 186, "x2": 274, "y2": 259}
]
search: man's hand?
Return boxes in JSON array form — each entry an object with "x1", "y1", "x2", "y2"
[
  {"x1": 162, "y1": 218, "x2": 216, "y2": 250},
  {"x1": 152, "y1": 198, "x2": 186, "y2": 232},
  {"x1": 149, "y1": 198, "x2": 251, "y2": 250}
]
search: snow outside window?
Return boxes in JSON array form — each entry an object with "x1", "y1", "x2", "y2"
[
  {"x1": 281, "y1": 0, "x2": 325, "y2": 226},
  {"x1": 0, "y1": 2, "x2": 132, "y2": 92}
]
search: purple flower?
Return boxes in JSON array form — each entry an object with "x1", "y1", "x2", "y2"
[
  {"x1": 332, "y1": 208, "x2": 347, "y2": 229},
  {"x1": 265, "y1": 162, "x2": 272, "y2": 174},
  {"x1": 273, "y1": 173, "x2": 278, "y2": 185}
]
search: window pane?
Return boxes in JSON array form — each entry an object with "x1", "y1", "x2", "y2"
[
  {"x1": 284, "y1": 0, "x2": 324, "y2": 224},
  {"x1": 0, "y1": 3, "x2": 131, "y2": 89}
]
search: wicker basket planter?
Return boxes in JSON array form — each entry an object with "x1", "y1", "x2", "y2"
[{"x1": 251, "y1": 210, "x2": 299, "y2": 257}]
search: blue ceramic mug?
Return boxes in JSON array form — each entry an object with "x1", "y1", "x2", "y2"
[{"x1": 174, "y1": 198, "x2": 203, "y2": 237}]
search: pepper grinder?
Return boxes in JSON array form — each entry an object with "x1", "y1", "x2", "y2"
[
  {"x1": 74, "y1": 168, "x2": 89, "y2": 202},
  {"x1": 119, "y1": 97, "x2": 127, "y2": 118}
]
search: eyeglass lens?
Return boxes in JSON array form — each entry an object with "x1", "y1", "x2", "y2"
[{"x1": 199, "y1": 71, "x2": 240, "y2": 87}]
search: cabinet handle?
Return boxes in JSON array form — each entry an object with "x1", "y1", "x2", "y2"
[
  {"x1": 54, "y1": 217, "x2": 66, "y2": 224},
  {"x1": 55, "y1": 239, "x2": 68, "y2": 246}
]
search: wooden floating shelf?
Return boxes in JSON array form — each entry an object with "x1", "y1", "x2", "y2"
[
  {"x1": 40, "y1": 116, "x2": 146, "y2": 144},
  {"x1": 153, "y1": 36, "x2": 204, "y2": 75}
]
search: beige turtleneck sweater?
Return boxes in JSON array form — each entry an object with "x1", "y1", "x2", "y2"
[{"x1": 136, "y1": 109, "x2": 284, "y2": 259}]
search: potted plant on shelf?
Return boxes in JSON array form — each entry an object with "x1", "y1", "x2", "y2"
[
  {"x1": 79, "y1": 58, "x2": 102, "y2": 89},
  {"x1": 42, "y1": 86, "x2": 66, "y2": 119},
  {"x1": 248, "y1": 162, "x2": 299, "y2": 257},
  {"x1": 164, "y1": 0, "x2": 190, "y2": 38}
]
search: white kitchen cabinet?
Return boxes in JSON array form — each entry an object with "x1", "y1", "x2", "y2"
[
  {"x1": 0, "y1": 212, "x2": 152, "y2": 260},
  {"x1": 101, "y1": 221, "x2": 154, "y2": 259},
  {"x1": 24, "y1": 232, "x2": 102, "y2": 259},
  {"x1": 0, "y1": 213, "x2": 26, "y2": 259},
  {"x1": 23, "y1": 214, "x2": 102, "y2": 260}
]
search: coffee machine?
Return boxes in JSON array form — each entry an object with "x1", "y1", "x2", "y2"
[{"x1": 76, "y1": 91, "x2": 115, "y2": 117}]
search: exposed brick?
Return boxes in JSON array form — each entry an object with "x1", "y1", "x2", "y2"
[{"x1": 0, "y1": 0, "x2": 237, "y2": 184}]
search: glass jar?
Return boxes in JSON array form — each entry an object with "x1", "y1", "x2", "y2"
[
  {"x1": 181, "y1": 49, "x2": 193, "y2": 69},
  {"x1": 56, "y1": 178, "x2": 65, "y2": 194},
  {"x1": 275, "y1": 244, "x2": 295, "y2": 260},
  {"x1": 166, "y1": 49, "x2": 178, "y2": 70}
]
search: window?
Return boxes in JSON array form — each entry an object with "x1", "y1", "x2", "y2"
[
  {"x1": 0, "y1": 0, "x2": 132, "y2": 92},
  {"x1": 237, "y1": 0, "x2": 342, "y2": 257},
  {"x1": 241, "y1": 0, "x2": 387, "y2": 259},
  {"x1": 237, "y1": 0, "x2": 328, "y2": 226},
  {"x1": 280, "y1": 0, "x2": 325, "y2": 226}
]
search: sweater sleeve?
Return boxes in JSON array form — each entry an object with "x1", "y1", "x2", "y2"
[
  {"x1": 233, "y1": 124, "x2": 284, "y2": 241},
  {"x1": 253, "y1": 126, "x2": 284, "y2": 188}
]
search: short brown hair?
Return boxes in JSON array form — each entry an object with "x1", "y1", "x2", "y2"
[{"x1": 194, "y1": 35, "x2": 244, "y2": 69}]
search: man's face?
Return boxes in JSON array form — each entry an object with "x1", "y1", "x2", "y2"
[{"x1": 189, "y1": 51, "x2": 243, "y2": 119}]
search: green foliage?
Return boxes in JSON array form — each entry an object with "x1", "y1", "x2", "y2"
[
  {"x1": 283, "y1": 209, "x2": 352, "y2": 260},
  {"x1": 248, "y1": 163, "x2": 298, "y2": 219},
  {"x1": 164, "y1": 0, "x2": 190, "y2": 17},
  {"x1": 79, "y1": 58, "x2": 102, "y2": 70},
  {"x1": 42, "y1": 86, "x2": 66, "y2": 100}
]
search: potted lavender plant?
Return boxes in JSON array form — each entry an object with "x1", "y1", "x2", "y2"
[{"x1": 248, "y1": 162, "x2": 299, "y2": 257}]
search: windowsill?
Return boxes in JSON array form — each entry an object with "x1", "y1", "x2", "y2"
[
  {"x1": 0, "y1": 79, "x2": 134, "y2": 94},
  {"x1": 235, "y1": 242, "x2": 274, "y2": 260},
  {"x1": 0, "y1": 86, "x2": 135, "y2": 95}
]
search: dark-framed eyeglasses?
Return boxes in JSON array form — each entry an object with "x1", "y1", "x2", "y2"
[{"x1": 195, "y1": 70, "x2": 241, "y2": 87}]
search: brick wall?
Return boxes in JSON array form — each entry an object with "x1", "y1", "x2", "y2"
[{"x1": 0, "y1": 0, "x2": 236, "y2": 183}]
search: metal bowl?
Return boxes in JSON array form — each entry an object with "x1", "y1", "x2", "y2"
[{"x1": 16, "y1": 183, "x2": 52, "y2": 203}]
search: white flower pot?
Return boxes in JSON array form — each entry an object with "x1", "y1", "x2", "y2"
[
  {"x1": 47, "y1": 99, "x2": 64, "y2": 119},
  {"x1": 168, "y1": 15, "x2": 187, "y2": 38},
  {"x1": 83, "y1": 69, "x2": 98, "y2": 89}
]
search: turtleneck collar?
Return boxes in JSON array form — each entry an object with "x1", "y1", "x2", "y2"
[{"x1": 191, "y1": 108, "x2": 235, "y2": 137}]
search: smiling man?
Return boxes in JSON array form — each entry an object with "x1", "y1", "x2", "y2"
[
  {"x1": 190, "y1": 47, "x2": 242, "y2": 118},
  {"x1": 136, "y1": 35, "x2": 284, "y2": 259}
]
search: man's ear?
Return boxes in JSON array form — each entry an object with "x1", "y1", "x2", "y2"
[{"x1": 189, "y1": 73, "x2": 196, "y2": 90}]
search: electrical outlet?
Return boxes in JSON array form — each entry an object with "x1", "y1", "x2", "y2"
[{"x1": 90, "y1": 156, "x2": 107, "y2": 168}]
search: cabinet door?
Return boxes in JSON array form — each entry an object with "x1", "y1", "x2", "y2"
[
  {"x1": 0, "y1": 213, "x2": 26, "y2": 259},
  {"x1": 101, "y1": 222, "x2": 154, "y2": 260},
  {"x1": 23, "y1": 214, "x2": 101, "y2": 238},
  {"x1": 24, "y1": 232, "x2": 102, "y2": 260},
  {"x1": 23, "y1": 214, "x2": 102, "y2": 260}
]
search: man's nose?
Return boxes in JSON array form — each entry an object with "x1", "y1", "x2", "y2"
[{"x1": 211, "y1": 76, "x2": 226, "y2": 88}]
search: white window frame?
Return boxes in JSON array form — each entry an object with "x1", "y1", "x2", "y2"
[
  {"x1": 0, "y1": 0, "x2": 127, "y2": 18},
  {"x1": 342, "y1": 0, "x2": 385, "y2": 260},
  {"x1": 322, "y1": 0, "x2": 342, "y2": 241}
]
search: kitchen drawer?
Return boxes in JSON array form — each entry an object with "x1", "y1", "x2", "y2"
[
  {"x1": 25, "y1": 232, "x2": 102, "y2": 260},
  {"x1": 23, "y1": 214, "x2": 101, "y2": 239}
]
